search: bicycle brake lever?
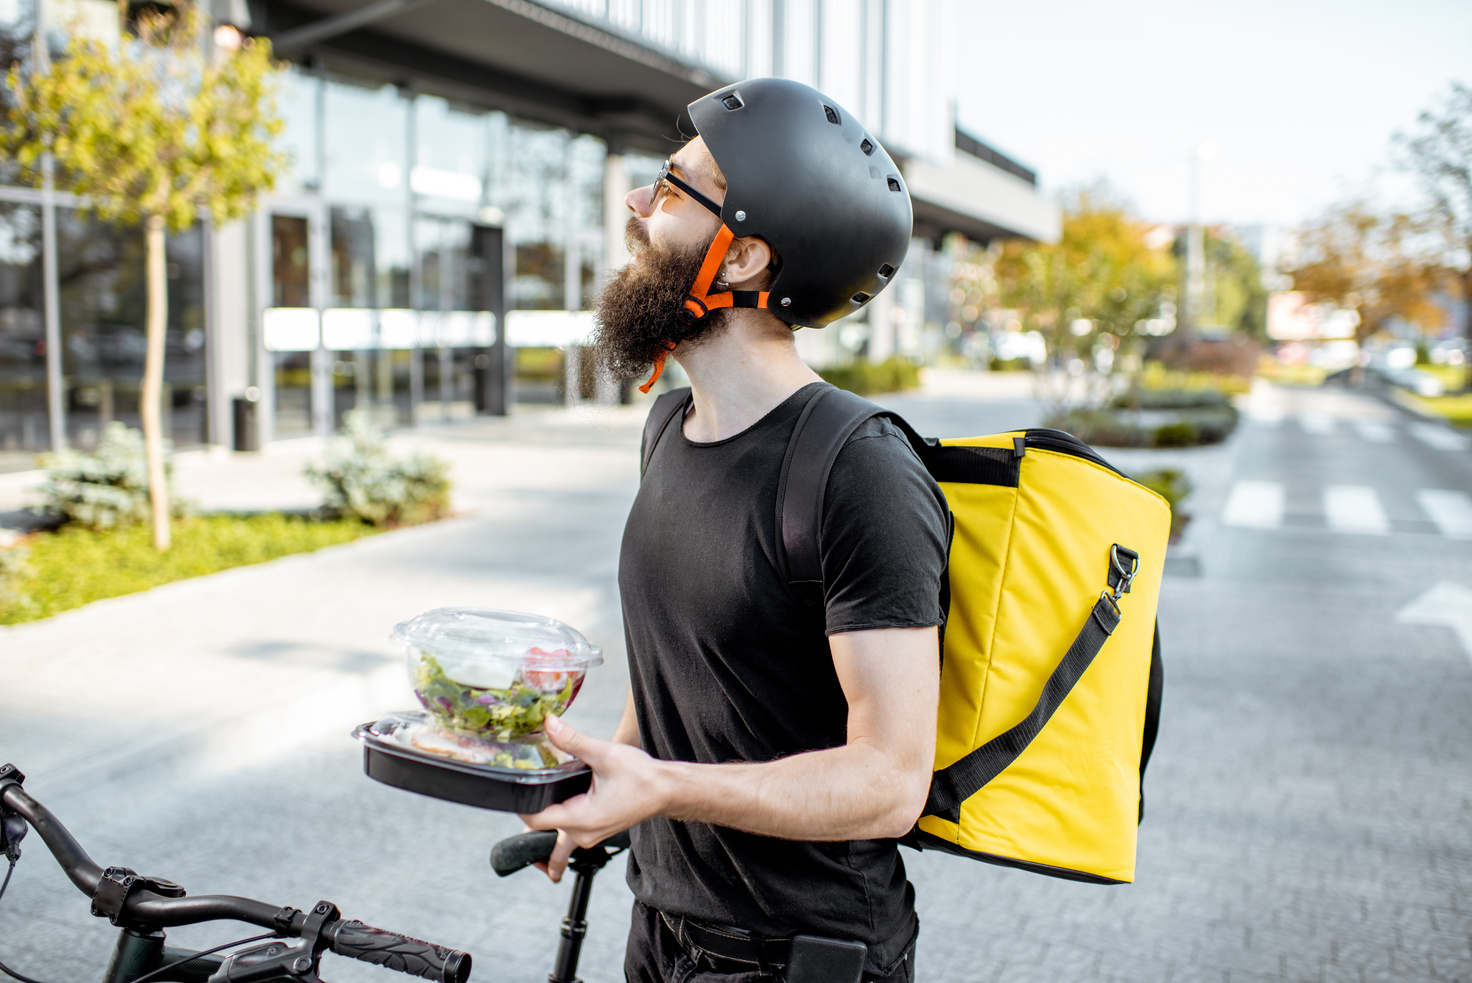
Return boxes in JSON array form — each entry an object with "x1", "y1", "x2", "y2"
[
  {"x1": 0, "y1": 764, "x2": 26, "y2": 863},
  {"x1": 1, "y1": 812, "x2": 25, "y2": 864},
  {"x1": 207, "y1": 938, "x2": 323, "y2": 983}
]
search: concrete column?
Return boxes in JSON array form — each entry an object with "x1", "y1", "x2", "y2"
[
  {"x1": 249, "y1": 208, "x2": 276, "y2": 446},
  {"x1": 866, "y1": 284, "x2": 896, "y2": 362},
  {"x1": 603, "y1": 151, "x2": 631, "y2": 277},
  {"x1": 597, "y1": 150, "x2": 632, "y2": 405},
  {"x1": 205, "y1": 219, "x2": 251, "y2": 447}
]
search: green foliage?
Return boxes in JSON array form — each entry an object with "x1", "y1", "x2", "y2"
[
  {"x1": 1112, "y1": 388, "x2": 1232, "y2": 411},
  {"x1": 1152, "y1": 421, "x2": 1200, "y2": 447},
  {"x1": 0, "y1": 513, "x2": 376, "y2": 624},
  {"x1": 817, "y1": 357, "x2": 921, "y2": 396},
  {"x1": 32, "y1": 421, "x2": 184, "y2": 529},
  {"x1": 1136, "y1": 361, "x2": 1253, "y2": 395},
  {"x1": 306, "y1": 412, "x2": 452, "y2": 527},
  {"x1": 1134, "y1": 467, "x2": 1194, "y2": 540},
  {"x1": 1045, "y1": 405, "x2": 1238, "y2": 448},
  {"x1": 1133, "y1": 468, "x2": 1194, "y2": 511},
  {"x1": 1198, "y1": 230, "x2": 1269, "y2": 338},
  {"x1": 992, "y1": 183, "x2": 1178, "y2": 415},
  {"x1": 1, "y1": 2, "x2": 285, "y2": 233}
]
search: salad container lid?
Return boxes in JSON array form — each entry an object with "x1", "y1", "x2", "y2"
[{"x1": 393, "y1": 608, "x2": 603, "y2": 675}]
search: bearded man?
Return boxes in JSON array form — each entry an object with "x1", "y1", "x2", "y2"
[{"x1": 522, "y1": 79, "x2": 949, "y2": 983}]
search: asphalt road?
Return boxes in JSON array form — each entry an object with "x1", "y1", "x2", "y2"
[{"x1": 2, "y1": 376, "x2": 1470, "y2": 983}]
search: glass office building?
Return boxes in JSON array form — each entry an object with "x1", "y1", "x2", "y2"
[{"x1": 0, "y1": 0, "x2": 1055, "y2": 465}]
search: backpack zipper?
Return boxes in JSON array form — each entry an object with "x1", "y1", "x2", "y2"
[{"x1": 1023, "y1": 429, "x2": 1127, "y2": 477}]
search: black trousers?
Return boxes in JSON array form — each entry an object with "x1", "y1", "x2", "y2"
[{"x1": 624, "y1": 902, "x2": 917, "y2": 983}]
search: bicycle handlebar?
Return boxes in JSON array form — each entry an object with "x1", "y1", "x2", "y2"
[
  {"x1": 328, "y1": 921, "x2": 471, "y2": 982},
  {"x1": 0, "y1": 773, "x2": 471, "y2": 982}
]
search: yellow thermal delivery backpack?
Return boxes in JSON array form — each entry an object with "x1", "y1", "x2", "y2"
[{"x1": 642, "y1": 384, "x2": 1170, "y2": 884}]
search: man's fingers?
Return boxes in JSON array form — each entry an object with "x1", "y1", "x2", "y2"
[
  {"x1": 543, "y1": 714, "x2": 588, "y2": 757},
  {"x1": 546, "y1": 829, "x2": 576, "y2": 883}
]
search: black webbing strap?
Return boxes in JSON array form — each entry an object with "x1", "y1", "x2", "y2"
[
  {"x1": 924, "y1": 552, "x2": 1134, "y2": 824},
  {"x1": 776, "y1": 385, "x2": 886, "y2": 606},
  {"x1": 1139, "y1": 622, "x2": 1163, "y2": 821},
  {"x1": 641, "y1": 386, "x2": 692, "y2": 478}
]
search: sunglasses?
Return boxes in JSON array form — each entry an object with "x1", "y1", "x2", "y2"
[{"x1": 653, "y1": 159, "x2": 722, "y2": 218}]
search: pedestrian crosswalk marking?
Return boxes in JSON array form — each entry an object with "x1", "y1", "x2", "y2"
[
  {"x1": 1409, "y1": 423, "x2": 1468, "y2": 452},
  {"x1": 1223, "y1": 480, "x2": 1284, "y2": 529},
  {"x1": 1323, "y1": 485, "x2": 1389, "y2": 535},
  {"x1": 1353, "y1": 421, "x2": 1395, "y2": 444},
  {"x1": 1299, "y1": 414, "x2": 1334, "y2": 436},
  {"x1": 1416, "y1": 490, "x2": 1472, "y2": 540}
]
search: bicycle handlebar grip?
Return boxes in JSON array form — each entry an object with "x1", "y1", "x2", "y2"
[
  {"x1": 329, "y1": 920, "x2": 472, "y2": 983},
  {"x1": 489, "y1": 830, "x2": 559, "y2": 876}
]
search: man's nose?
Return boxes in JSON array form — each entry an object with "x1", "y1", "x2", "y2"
[{"x1": 626, "y1": 184, "x2": 654, "y2": 216}]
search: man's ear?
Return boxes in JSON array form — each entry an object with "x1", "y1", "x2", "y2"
[{"x1": 722, "y1": 235, "x2": 774, "y2": 290}]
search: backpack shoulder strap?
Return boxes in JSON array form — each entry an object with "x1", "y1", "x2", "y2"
[
  {"x1": 641, "y1": 386, "x2": 691, "y2": 478},
  {"x1": 775, "y1": 384, "x2": 888, "y2": 605}
]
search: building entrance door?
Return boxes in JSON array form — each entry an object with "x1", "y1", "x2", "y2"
[{"x1": 260, "y1": 200, "x2": 330, "y2": 440}]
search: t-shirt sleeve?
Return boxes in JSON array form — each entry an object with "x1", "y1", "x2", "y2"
[{"x1": 819, "y1": 416, "x2": 951, "y2": 635}]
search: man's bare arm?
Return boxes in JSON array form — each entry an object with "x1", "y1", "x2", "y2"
[
  {"x1": 521, "y1": 625, "x2": 939, "y2": 876},
  {"x1": 612, "y1": 686, "x2": 640, "y2": 747}
]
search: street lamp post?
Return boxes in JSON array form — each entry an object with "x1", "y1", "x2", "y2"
[{"x1": 1185, "y1": 142, "x2": 1216, "y2": 335}]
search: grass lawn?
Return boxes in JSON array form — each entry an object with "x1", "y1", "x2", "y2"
[
  {"x1": 1256, "y1": 361, "x2": 1329, "y2": 387},
  {"x1": 0, "y1": 513, "x2": 379, "y2": 625},
  {"x1": 1395, "y1": 390, "x2": 1472, "y2": 428},
  {"x1": 1417, "y1": 363, "x2": 1471, "y2": 392}
]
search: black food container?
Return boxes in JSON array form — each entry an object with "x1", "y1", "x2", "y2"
[{"x1": 354, "y1": 712, "x2": 591, "y2": 813}]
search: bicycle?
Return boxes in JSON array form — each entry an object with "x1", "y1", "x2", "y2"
[
  {"x1": 0, "y1": 763, "x2": 628, "y2": 983},
  {"x1": 0, "y1": 763, "x2": 472, "y2": 983}
]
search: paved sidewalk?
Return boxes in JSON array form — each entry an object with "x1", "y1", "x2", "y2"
[{"x1": 3, "y1": 374, "x2": 1468, "y2": 983}]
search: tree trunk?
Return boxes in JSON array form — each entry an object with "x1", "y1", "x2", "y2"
[{"x1": 142, "y1": 214, "x2": 171, "y2": 551}]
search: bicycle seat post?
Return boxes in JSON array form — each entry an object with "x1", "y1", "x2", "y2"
[{"x1": 548, "y1": 846, "x2": 612, "y2": 983}]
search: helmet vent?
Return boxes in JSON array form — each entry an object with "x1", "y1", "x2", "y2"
[
  {"x1": 824, "y1": 105, "x2": 840, "y2": 125},
  {"x1": 878, "y1": 264, "x2": 895, "y2": 279},
  {"x1": 851, "y1": 292, "x2": 870, "y2": 305},
  {"x1": 721, "y1": 93, "x2": 744, "y2": 111},
  {"x1": 887, "y1": 177, "x2": 902, "y2": 192},
  {"x1": 860, "y1": 138, "x2": 875, "y2": 156}
]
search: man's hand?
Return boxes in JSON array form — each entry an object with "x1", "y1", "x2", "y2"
[{"x1": 518, "y1": 713, "x2": 664, "y2": 882}]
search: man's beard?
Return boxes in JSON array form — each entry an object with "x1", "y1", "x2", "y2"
[{"x1": 592, "y1": 219, "x2": 730, "y2": 381}]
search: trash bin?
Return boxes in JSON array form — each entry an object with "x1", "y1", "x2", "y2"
[{"x1": 232, "y1": 393, "x2": 260, "y2": 452}]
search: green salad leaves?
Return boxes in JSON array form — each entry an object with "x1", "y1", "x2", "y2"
[{"x1": 413, "y1": 653, "x2": 577, "y2": 742}]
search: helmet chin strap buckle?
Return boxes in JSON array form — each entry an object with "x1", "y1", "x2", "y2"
[{"x1": 637, "y1": 225, "x2": 774, "y2": 395}]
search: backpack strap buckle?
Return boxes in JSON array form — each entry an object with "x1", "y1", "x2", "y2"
[{"x1": 1108, "y1": 544, "x2": 1139, "y2": 601}]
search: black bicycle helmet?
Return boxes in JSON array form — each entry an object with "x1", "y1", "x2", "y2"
[{"x1": 684, "y1": 78, "x2": 913, "y2": 330}]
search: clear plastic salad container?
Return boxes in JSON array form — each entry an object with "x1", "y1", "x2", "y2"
[{"x1": 393, "y1": 608, "x2": 603, "y2": 741}]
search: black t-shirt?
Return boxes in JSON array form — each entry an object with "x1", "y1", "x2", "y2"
[{"x1": 619, "y1": 382, "x2": 950, "y2": 969}]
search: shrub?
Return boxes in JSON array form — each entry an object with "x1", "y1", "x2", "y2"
[
  {"x1": 31, "y1": 421, "x2": 185, "y2": 530},
  {"x1": 1133, "y1": 468, "x2": 1194, "y2": 511},
  {"x1": 1112, "y1": 388, "x2": 1232, "y2": 411},
  {"x1": 1042, "y1": 410, "x2": 1152, "y2": 447},
  {"x1": 1046, "y1": 405, "x2": 1238, "y2": 448},
  {"x1": 306, "y1": 412, "x2": 451, "y2": 527},
  {"x1": 1134, "y1": 467, "x2": 1194, "y2": 541},
  {"x1": 1153, "y1": 421, "x2": 1199, "y2": 447},
  {"x1": 818, "y1": 357, "x2": 922, "y2": 395}
]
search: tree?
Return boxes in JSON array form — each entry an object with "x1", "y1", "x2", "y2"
[
  {"x1": 1399, "y1": 82, "x2": 1472, "y2": 391},
  {"x1": 992, "y1": 184, "x2": 1177, "y2": 416},
  {"x1": 1, "y1": 2, "x2": 283, "y2": 549},
  {"x1": 1287, "y1": 199, "x2": 1445, "y2": 344},
  {"x1": 1186, "y1": 227, "x2": 1268, "y2": 339}
]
